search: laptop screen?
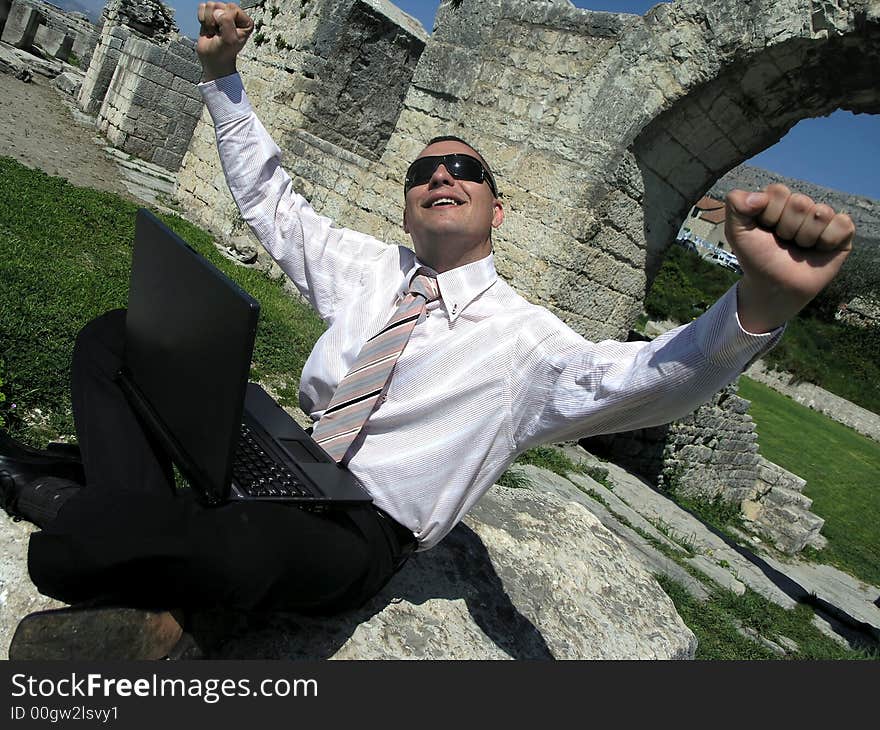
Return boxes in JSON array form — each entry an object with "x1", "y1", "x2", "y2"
[{"x1": 124, "y1": 210, "x2": 259, "y2": 499}]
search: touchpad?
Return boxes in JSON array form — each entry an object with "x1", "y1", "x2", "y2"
[{"x1": 278, "y1": 439, "x2": 321, "y2": 463}]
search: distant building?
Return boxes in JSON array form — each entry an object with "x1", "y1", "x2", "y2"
[
  {"x1": 676, "y1": 195, "x2": 742, "y2": 274},
  {"x1": 684, "y1": 196, "x2": 728, "y2": 248}
]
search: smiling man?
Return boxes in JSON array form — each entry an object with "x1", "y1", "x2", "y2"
[
  {"x1": 189, "y1": 2, "x2": 852, "y2": 572},
  {"x1": 0, "y1": 2, "x2": 855, "y2": 659}
]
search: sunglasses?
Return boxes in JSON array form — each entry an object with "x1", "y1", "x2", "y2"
[{"x1": 404, "y1": 154, "x2": 498, "y2": 197}]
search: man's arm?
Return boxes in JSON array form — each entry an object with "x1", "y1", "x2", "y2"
[
  {"x1": 195, "y1": 3, "x2": 391, "y2": 321},
  {"x1": 511, "y1": 188, "x2": 854, "y2": 449}
]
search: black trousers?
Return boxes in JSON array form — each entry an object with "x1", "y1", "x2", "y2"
[{"x1": 27, "y1": 310, "x2": 409, "y2": 614}]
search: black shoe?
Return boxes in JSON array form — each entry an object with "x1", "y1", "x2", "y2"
[
  {"x1": 9, "y1": 606, "x2": 200, "y2": 660},
  {"x1": 0, "y1": 452, "x2": 85, "y2": 525}
]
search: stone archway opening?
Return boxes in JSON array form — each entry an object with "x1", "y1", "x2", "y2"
[{"x1": 632, "y1": 26, "x2": 880, "y2": 287}]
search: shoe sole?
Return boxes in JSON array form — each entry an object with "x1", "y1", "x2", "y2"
[{"x1": 9, "y1": 607, "x2": 186, "y2": 660}]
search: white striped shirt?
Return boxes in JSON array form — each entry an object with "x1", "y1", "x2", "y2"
[{"x1": 200, "y1": 74, "x2": 780, "y2": 550}]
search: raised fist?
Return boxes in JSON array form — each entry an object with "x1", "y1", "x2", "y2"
[
  {"x1": 196, "y1": 2, "x2": 255, "y2": 82},
  {"x1": 725, "y1": 183, "x2": 855, "y2": 333}
]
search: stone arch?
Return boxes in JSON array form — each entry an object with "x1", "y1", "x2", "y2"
[
  {"x1": 630, "y1": 5, "x2": 880, "y2": 285},
  {"x1": 177, "y1": 0, "x2": 880, "y2": 340}
]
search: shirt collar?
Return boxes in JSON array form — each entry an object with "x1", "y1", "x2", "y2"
[{"x1": 405, "y1": 253, "x2": 498, "y2": 323}]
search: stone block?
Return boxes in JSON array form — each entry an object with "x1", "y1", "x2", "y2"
[
  {"x1": 162, "y1": 51, "x2": 201, "y2": 84},
  {"x1": 34, "y1": 26, "x2": 72, "y2": 61},
  {"x1": 412, "y1": 42, "x2": 481, "y2": 101},
  {"x1": 151, "y1": 147, "x2": 183, "y2": 171},
  {"x1": 764, "y1": 487, "x2": 813, "y2": 511},
  {"x1": 140, "y1": 62, "x2": 174, "y2": 89},
  {"x1": 1, "y1": 1, "x2": 44, "y2": 48},
  {"x1": 52, "y1": 70, "x2": 82, "y2": 97}
]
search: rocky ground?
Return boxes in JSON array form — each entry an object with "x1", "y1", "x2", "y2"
[
  {"x1": 0, "y1": 48, "x2": 176, "y2": 208},
  {"x1": 3, "y1": 440, "x2": 878, "y2": 658},
  {"x1": 0, "y1": 70, "x2": 127, "y2": 197}
]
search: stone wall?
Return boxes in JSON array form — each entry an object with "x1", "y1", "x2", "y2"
[
  {"x1": 30, "y1": 1, "x2": 99, "y2": 66},
  {"x1": 78, "y1": 21, "x2": 131, "y2": 113},
  {"x1": 175, "y1": 0, "x2": 880, "y2": 343},
  {"x1": 742, "y1": 457, "x2": 826, "y2": 554},
  {"x1": 584, "y1": 383, "x2": 760, "y2": 502},
  {"x1": 78, "y1": 0, "x2": 178, "y2": 115},
  {"x1": 74, "y1": 0, "x2": 205, "y2": 171},
  {"x1": 97, "y1": 35, "x2": 203, "y2": 170},
  {"x1": 582, "y1": 379, "x2": 829, "y2": 555},
  {"x1": 0, "y1": 1, "x2": 99, "y2": 65},
  {"x1": 33, "y1": 23, "x2": 72, "y2": 61}
]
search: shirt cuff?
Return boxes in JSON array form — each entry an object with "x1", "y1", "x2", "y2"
[
  {"x1": 694, "y1": 282, "x2": 784, "y2": 369},
  {"x1": 198, "y1": 72, "x2": 252, "y2": 127}
]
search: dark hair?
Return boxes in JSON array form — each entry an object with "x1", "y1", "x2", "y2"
[{"x1": 426, "y1": 135, "x2": 494, "y2": 177}]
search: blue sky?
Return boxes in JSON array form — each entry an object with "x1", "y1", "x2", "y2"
[{"x1": 167, "y1": 0, "x2": 878, "y2": 200}]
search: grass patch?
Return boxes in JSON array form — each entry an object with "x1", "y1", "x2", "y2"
[
  {"x1": 645, "y1": 244, "x2": 740, "y2": 324},
  {"x1": 671, "y1": 491, "x2": 745, "y2": 539},
  {"x1": 496, "y1": 468, "x2": 531, "y2": 490},
  {"x1": 513, "y1": 445, "x2": 581, "y2": 477},
  {"x1": 656, "y1": 575, "x2": 873, "y2": 660},
  {"x1": 761, "y1": 316, "x2": 880, "y2": 414},
  {"x1": 0, "y1": 157, "x2": 325, "y2": 444},
  {"x1": 738, "y1": 376, "x2": 880, "y2": 587}
]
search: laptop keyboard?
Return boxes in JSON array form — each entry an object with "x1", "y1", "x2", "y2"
[{"x1": 232, "y1": 424, "x2": 313, "y2": 499}]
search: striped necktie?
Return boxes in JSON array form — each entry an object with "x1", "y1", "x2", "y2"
[{"x1": 313, "y1": 272, "x2": 440, "y2": 462}]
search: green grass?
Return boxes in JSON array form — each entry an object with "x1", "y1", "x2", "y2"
[
  {"x1": 657, "y1": 575, "x2": 874, "y2": 660},
  {"x1": 645, "y1": 243, "x2": 740, "y2": 324},
  {"x1": 0, "y1": 156, "x2": 325, "y2": 444},
  {"x1": 738, "y1": 377, "x2": 880, "y2": 587},
  {"x1": 513, "y1": 445, "x2": 582, "y2": 478},
  {"x1": 761, "y1": 316, "x2": 880, "y2": 414}
]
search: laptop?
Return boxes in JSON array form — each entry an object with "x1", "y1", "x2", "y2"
[{"x1": 117, "y1": 209, "x2": 372, "y2": 508}]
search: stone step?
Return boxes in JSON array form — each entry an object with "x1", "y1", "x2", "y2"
[
  {"x1": 763, "y1": 486, "x2": 813, "y2": 511},
  {"x1": 754, "y1": 504, "x2": 825, "y2": 554},
  {"x1": 760, "y1": 502, "x2": 825, "y2": 533}
]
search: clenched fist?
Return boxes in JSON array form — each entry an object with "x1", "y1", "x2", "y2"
[
  {"x1": 725, "y1": 184, "x2": 855, "y2": 333},
  {"x1": 197, "y1": 2, "x2": 254, "y2": 82}
]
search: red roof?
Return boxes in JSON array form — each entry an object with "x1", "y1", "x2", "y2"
[{"x1": 694, "y1": 196, "x2": 726, "y2": 225}]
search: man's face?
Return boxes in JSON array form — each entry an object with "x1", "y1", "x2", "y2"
[{"x1": 403, "y1": 140, "x2": 503, "y2": 270}]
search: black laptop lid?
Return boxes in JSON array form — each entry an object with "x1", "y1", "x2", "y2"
[{"x1": 124, "y1": 209, "x2": 259, "y2": 499}]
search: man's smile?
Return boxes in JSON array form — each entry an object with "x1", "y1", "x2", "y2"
[{"x1": 422, "y1": 191, "x2": 467, "y2": 208}]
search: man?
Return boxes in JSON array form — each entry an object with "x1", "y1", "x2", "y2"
[{"x1": 0, "y1": 3, "x2": 854, "y2": 659}]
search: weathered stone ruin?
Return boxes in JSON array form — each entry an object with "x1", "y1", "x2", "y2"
[
  {"x1": 180, "y1": 0, "x2": 429, "y2": 241},
  {"x1": 31, "y1": 1, "x2": 99, "y2": 66},
  {"x1": 584, "y1": 383, "x2": 827, "y2": 553},
  {"x1": 75, "y1": 0, "x2": 203, "y2": 171},
  {"x1": 178, "y1": 0, "x2": 879, "y2": 338},
  {"x1": 1, "y1": 0, "x2": 45, "y2": 50},
  {"x1": 0, "y1": 0, "x2": 98, "y2": 64}
]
